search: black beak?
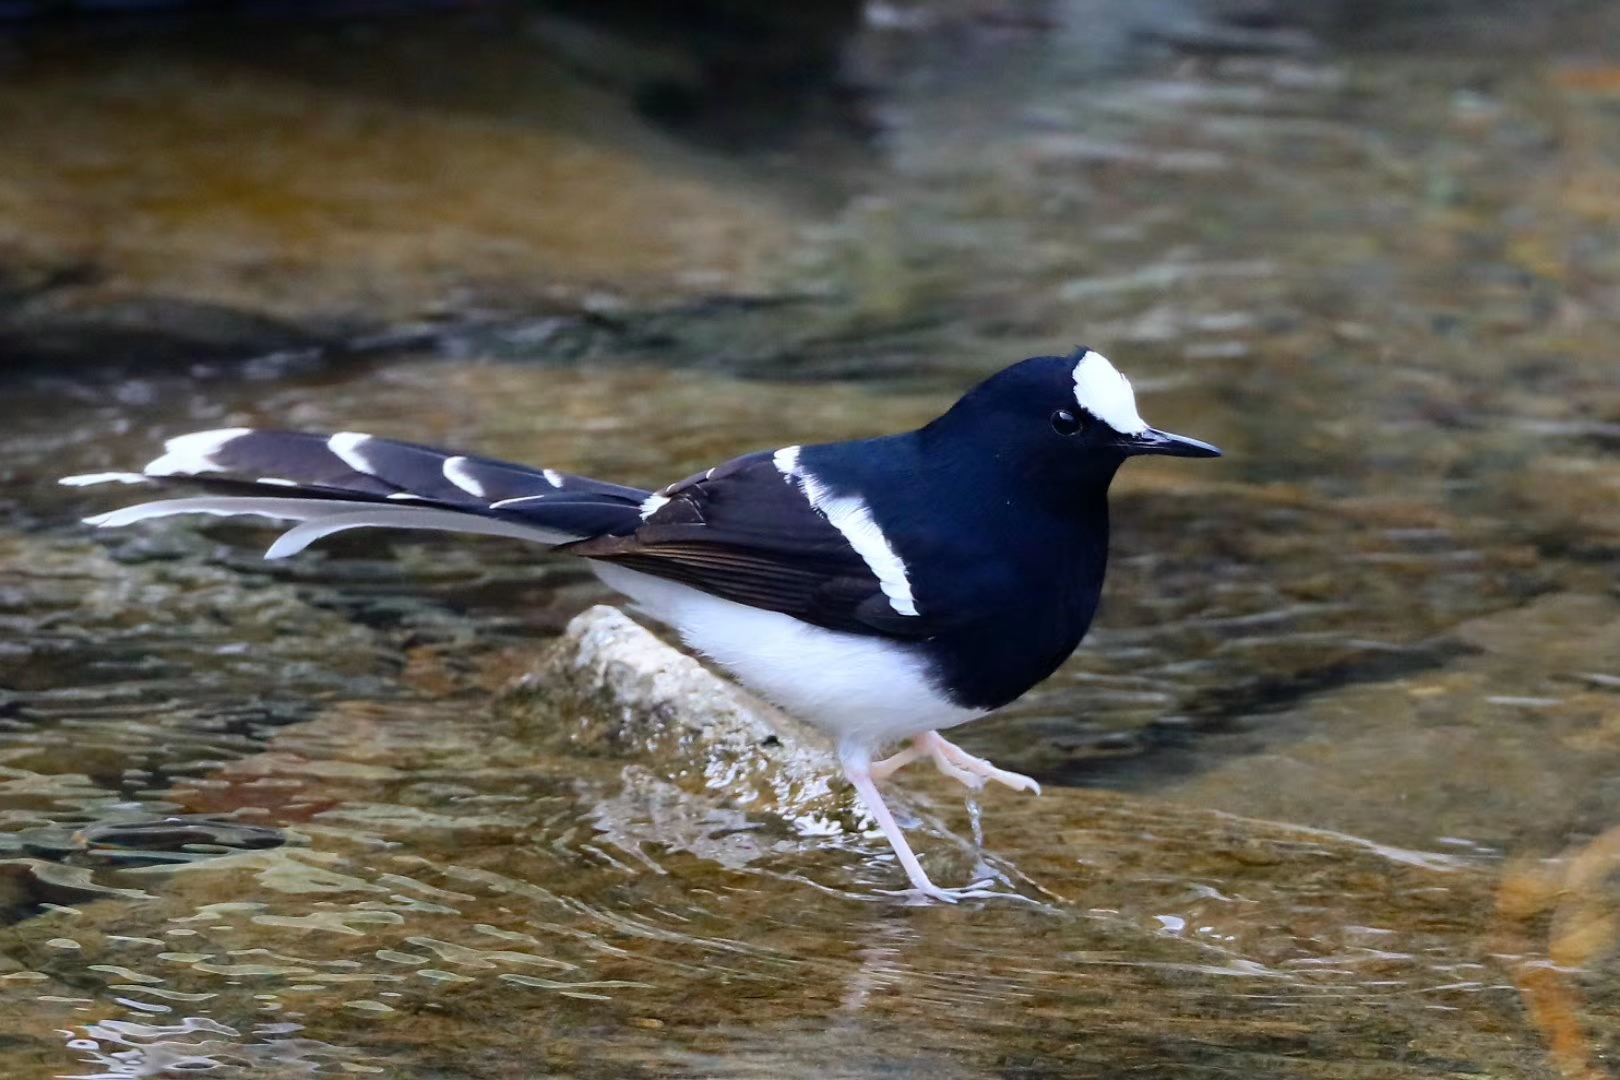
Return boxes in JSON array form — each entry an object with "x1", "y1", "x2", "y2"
[{"x1": 1120, "y1": 427, "x2": 1222, "y2": 458}]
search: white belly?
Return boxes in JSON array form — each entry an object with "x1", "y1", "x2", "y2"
[{"x1": 591, "y1": 564, "x2": 983, "y2": 752}]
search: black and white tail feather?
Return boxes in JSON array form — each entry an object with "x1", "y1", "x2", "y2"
[{"x1": 62, "y1": 428, "x2": 654, "y2": 558}]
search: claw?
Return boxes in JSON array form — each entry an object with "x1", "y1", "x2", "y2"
[
  {"x1": 924, "y1": 732, "x2": 1042, "y2": 795},
  {"x1": 878, "y1": 878, "x2": 1013, "y2": 905}
]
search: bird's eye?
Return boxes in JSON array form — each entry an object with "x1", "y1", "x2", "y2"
[{"x1": 1050, "y1": 409, "x2": 1085, "y2": 436}]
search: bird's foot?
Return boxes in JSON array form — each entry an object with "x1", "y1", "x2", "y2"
[
  {"x1": 876, "y1": 878, "x2": 1026, "y2": 905},
  {"x1": 843, "y1": 755, "x2": 1037, "y2": 904},
  {"x1": 845, "y1": 760, "x2": 1019, "y2": 904},
  {"x1": 870, "y1": 732, "x2": 1042, "y2": 794},
  {"x1": 921, "y1": 732, "x2": 1042, "y2": 795}
]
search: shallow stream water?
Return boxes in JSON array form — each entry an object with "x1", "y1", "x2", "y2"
[{"x1": 1, "y1": 3, "x2": 1619, "y2": 1077}]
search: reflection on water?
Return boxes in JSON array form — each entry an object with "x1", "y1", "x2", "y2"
[
  {"x1": 66, "y1": 1014, "x2": 372, "y2": 1079},
  {"x1": 1, "y1": 4, "x2": 1619, "y2": 1078}
]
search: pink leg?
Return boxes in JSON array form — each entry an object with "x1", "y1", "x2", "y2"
[{"x1": 841, "y1": 749, "x2": 996, "y2": 904}]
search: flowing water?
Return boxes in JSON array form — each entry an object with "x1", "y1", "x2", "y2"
[{"x1": 1, "y1": 3, "x2": 1619, "y2": 1076}]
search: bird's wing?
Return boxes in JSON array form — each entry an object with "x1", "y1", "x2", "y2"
[{"x1": 565, "y1": 450, "x2": 936, "y2": 638}]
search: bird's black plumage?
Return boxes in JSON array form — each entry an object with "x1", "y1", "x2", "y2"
[
  {"x1": 564, "y1": 450, "x2": 902, "y2": 637},
  {"x1": 570, "y1": 353, "x2": 1207, "y2": 709}
]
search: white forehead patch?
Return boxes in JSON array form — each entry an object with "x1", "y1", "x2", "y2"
[{"x1": 1071, "y1": 350, "x2": 1148, "y2": 434}]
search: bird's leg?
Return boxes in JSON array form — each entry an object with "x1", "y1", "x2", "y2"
[
  {"x1": 868, "y1": 742, "x2": 924, "y2": 781},
  {"x1": 920, "y1": 731, "x2": 1042, "y2": 795},
  {"x1": 841, "y1": 748, "x2": 996, "y2": 904}
]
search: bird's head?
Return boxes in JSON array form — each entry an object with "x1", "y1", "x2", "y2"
[{"x1": 924, "y1": 348, "x2": 1220, "y2": 496}]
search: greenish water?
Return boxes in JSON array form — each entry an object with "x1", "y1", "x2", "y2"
[{"x1": 1, "y1": 5, "x2": 1619, "y2": 1077}]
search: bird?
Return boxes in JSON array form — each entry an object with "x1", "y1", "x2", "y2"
[{"x1": 62, "y1": 347, "x2": 1219, "y2": 902}]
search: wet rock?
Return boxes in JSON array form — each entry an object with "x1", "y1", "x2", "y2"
[{"x1": 498, "y1": 605, "x2": 841, "y2": 820}]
